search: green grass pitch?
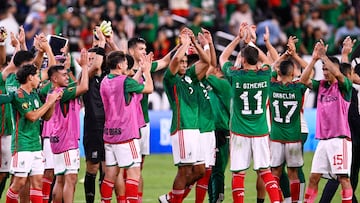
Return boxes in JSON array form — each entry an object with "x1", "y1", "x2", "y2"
[{"x1": 69, "y1": 152, "x2": 357, "y2": 202}]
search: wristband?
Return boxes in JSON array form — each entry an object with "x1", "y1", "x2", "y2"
[
  {"x1": 96, "y1": 47, "x2": 106, "y2": 57},
  {"x1": 248, "y1": 41, "x2": 256, "y2": 48},
  {"x1": 203, "y1": 44, "x2": 210, "y2": 51},
  {"x1": 0, "y1": 41, "x2": 5, "y2": 46}
]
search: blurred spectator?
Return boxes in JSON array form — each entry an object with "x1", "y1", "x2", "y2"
[
  {"x1": 188, "y1": 12, "x2": 202, "y2": 36},
  {"x1": 303, "y1": 7, "x2": 329, "y2": 39},
  {"x1": 315, "y1": 0, "x2": 348, "y2": 28},
  {"x1": 269, "y1": 0, "x2": 293, "y2": 25},
  {"x1": 334, "y1": 16, "x2": 360, "y2": 51},
  {"x1": 128, "y1": 0, "x2": 145, "y2": 26},
  {"x1": 336, "y1": 4, "x2": 356, "y2": 28},
  {"x1": 169, "y1": 0, "x2": 190, "y2": 17},
  {"x1": 23, "y1": 0, "x2": 46, "y2": 49},
  {"x1": 113, "y1": 15, "x2": 129, "y2": 52},
  {"x1": 80, "y1": 19, "x2": 97, "y2": 50},
  {"x1": 118, "y1": 6, "x2": 135, "y2": 39},
  {"x1": 138, "y1": 1, "x2": 159, "y2": 53},
  {"x1": 201, "y1": 0, "x2": 216, "y2": 33},
  {"x1": 158, "y1": 11, "x2": 178, "y2": 49},
  {"x1": 101, "y1": 0, "x2": 118, "y2": 22},
  {"x1": 299, "y1": 0, "x2": 312, "y2": 24},
  {"x1": 256, "y1": 13, "x2": 286, "y2": 53},
  {"x1": 0, "y1": 1, "x2": 19, "y2": 55},
  {"x1": 152, "y1": 28, "x2": 171, "y2": 60},
  {"x1": 60, "y1": 9, "x2": 84, "y2": 52},
  {"x1": 229, "y1": 2, "x2": 254, "y2": 36},
  {"x1": 224, "y1": 0, "x2": 238, "y2": 24},
  {"x1": 285, "y1": 13, "x2": 308, "y2": 55}
]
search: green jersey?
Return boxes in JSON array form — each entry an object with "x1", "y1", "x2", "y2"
[
  {"x1": 197, "y1": 80, "x2": 215, "y2": 133},
  {"x1": 206, "y1": 75, "x2": 232, "y2": 131},
  {"x1": 163, "y1": 65, "x2": 199, "y2": 134},
  {"x1": 269, "y1": 80, "x2": 307, "y2": 142},
  {"x1": 2, "y1": 73, "x2": 19, "y2": 136},
  {"x1": 0, "y1": 73, "x2": 12, "y2": 136},
  {"x1": 140, "y1": 62, "x2": 158, "y2": 123},
  {"x1": 222, "y1": 62, "x2": 271, "y2": 136},
  {"x1": 12, "y1": 88, "x2": 43, "y2": 152}
]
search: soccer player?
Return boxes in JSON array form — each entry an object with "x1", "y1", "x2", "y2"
[
  {"x1": 2, "y1": 64, "x2": 61, "y2": 202},
  {"x1": 300, "y1": 41, "x2": 353, "y2": 203},
  {"x1": 82, "y1": 27, "x2": 108, "y2": 203},
  {"x1": 219, "y1": 24, "x2": 280, "y2": 203},
  {"x1": 269, "y1": 59, "x2": 307, "y2": 202},
  {"x1": 48, "y1": 49, "x2": 89, "y2": 203},
  {"x1": 206, "y1": 65, "x2": 232, "y2": 203},
  {"x1": 158, "y1": 27, "x2": 210, "y2": 203},
  {"x1": 100, "y1": 51, "x2": 153, "y2": 203},
  {"x1": 127, "y1": 36, "x2": 173, "y2": 202}
]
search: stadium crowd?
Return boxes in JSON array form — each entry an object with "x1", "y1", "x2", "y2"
[{"x1": 1, "y1": 0, "x2": 360, "y2": 203}]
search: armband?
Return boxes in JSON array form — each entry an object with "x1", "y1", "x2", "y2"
[{"x1": 203, "y1": 44, "x2": 210, "y2": 51}]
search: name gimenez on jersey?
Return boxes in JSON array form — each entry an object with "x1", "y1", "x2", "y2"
[{"x1": 236, "y1": 81, "x2": 267, "y2": 89}]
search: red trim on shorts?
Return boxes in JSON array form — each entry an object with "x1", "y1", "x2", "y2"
[
  {"x1": 104, "y1": 139, "x2": 134, "y2": 145},
  {"x1": 179, "y1": 130, "x2": 185, "y2": 159},
  {"x1": 270, "y1": 139, "x2": 302, "y2": 143},
  {"x1": 129, "y1": 140, "x2": 138, "y2": 159},
  {"x1": 343, "y1": 139, "x2": 348, "y2": 170},
  {"x1": 230, "y1": 131, "x2": 269, "y2": 138},
  {"x1": 64, "y1": 151, "x2": 71, "y2": 166},
  {"x1": 174, "y1": 85, "x2": 181, "y2": 133},
  {"x1": 14, "y1": 112, "x2": 20, "y2": 154},
  {"x1": 1, "y1": 102, "x2": 4, "y2": 135},
  {"x1": 13, "y1": 152, "x2": 17, "y2": 167}
]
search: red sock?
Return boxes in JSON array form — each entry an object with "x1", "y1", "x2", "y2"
[
  {"x1": 138, "y1": 192, "x2": 143, "y2": 203},
  {"x1": 290, "y1": 179, "x2": 300, "y2": 202},
  {"x1": 172, "y1": 189, "x2": 185, "y2": 203},
  {"x1": 232, "y1": 173, "x2": 245, "y2": 203},
  {"x1": 304, "y1": 188, "x2": 318, "y2": 203},
  {"x1": 101, "y1": 179, "x2": 114, "y2": 203},
  {"x1": 126, "y1": 179, "x2": 139, "y2": 203},
  {"x1": 30, "y1": 188, "x2": 43, "y2": 203},
  {"x1": 6, "y1": 188, "x2": 19, "y2": 203},
  {"x1": 42, "y1": 177, "x2": 52, "y2": 203},
  {"x1": 273, "y1": 175, "x2": 283, "y2": 202},
  {"x1": 260, "y1": 170, "x2": 281, "y2": 202},
  {"x1": 182, "y1": 184, "x2": 193, "y2": 200},
  {"x1": 341, "y1": 188, "x2": 353, "y2": 203},
  {"x1": 116, "y1": 195, "x2": 126, "y2": 203},
  {"x1": 196, "y1": 168, "x2": 211, "y2": 203}
]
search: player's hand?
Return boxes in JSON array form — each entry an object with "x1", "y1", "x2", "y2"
[
  {"x1": 342, "y1": 36, "x2": 356, "y2": 56},
  {"x1": 140, "y1": 52, "x2": 153, "y2": 73},
  {"x1": 10, "y1": 32, "x2": 19, "y2": 48},
  {"x1": 197, "y1": 33, "x2": 208, "y2": 47},
  {"x1": 18, "y1": 26, "x2": 25, "y2": 45},
  {"x1": 201, "y1": 28, "x2": 212, "y2": 44},
  {"x1": 0, "y1": 26, "x2": 7, "y2": 42},
  {"x1": 77, "y1": 48, "x2": 89, "y2": 68},
  {"x1": 263, "y1": 26, "x2": 270, "y2": 43}
]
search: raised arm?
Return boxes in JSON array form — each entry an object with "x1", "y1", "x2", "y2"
[
  {"x1": 88, "y1": 27, "x2": 106, "y2": 78},
  {"x1": 140, "y1": 53, "x2": 154, "y2": 93},
  {"x1": 75, "y1": 48, "x2": 89, "y2": 96},
  {"x1": 340, "y1": 36, "x2": 356, "y2": 63},
  {"x1": 202, "y1": 28, "x2": 217, "y2": 67},
  {"x1": 25, "y1": 90, "x2": 62, "y2": 122},
  {"x1": 192, "y1": 32, "x2": 211, "y2": 80},
  {"x1": 263, "y1": 26, "x2": 279, "y2": 62},
  {"x1": 0, "y1": 27, "x2": 7, "y2": 66},
  {"x1": 169, "y1": 31, "x2": 191, "y2": 75},
  {"x1": 300, "y1": 42, "x2": 323, "y2": 88}
]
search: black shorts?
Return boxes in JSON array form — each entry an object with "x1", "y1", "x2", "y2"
[{"x1": 83, "y1": 128, "x2": 105, "y2": 163}]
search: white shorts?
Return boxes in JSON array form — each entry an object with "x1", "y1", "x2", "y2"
[
  {"x1": 105, "y1": 139, "x2": 141, "y2": 168},
  {"x1": 270, "y1": 141, "x2": 303, "y2": 168},
  {"x1": 139, "y1": 123, "x2": 150, "y2": 156},
  {"x1": 311, "y1": 138, "x2": 352, "y2": 177},
  {"x1": 10, "y1": 151, "x2": 44, "y2": 177},
  {"x1": 0, "y1": 135, "x2": 11, "y2": 172},
  {"x1": 172, "y1": 129, "x2": 202, "y2": 165},
  {"x1": 230, "y1": 134, "x2": 271, "y2": 171},
  {"x1": 53, "y1": 149, "x2": 80, "y2": 175},
  {"x1": 42, "y1": 138, "x2": 54, "y2": 169},
  {"x1": 199, "y1": 131, "x2": 216, "y2": 167}
]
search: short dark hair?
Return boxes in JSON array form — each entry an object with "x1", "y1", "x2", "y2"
[
  {"x1": 106, "y1": 51, "x2": 134, "y2": 70},
  {"x1": 340, "y1": 62, "x2": 352, "y2": 76},
  {"x1": 241, "y1": 46, "x2": 258, "y2": 65},
  {"x1": 16, "y1": 64, "x2": 37, "y2": 84},
  {"x1": 128, "y1": 37, "x2": 146, "y2": 49},
  {"x1": 279, "y1": 60, "x2": 294, "y2": 76},
  {"x1": 47, "y1": 65, "x2": 65, "y2": 79},
  {"x1": 13, "y1": 50, "x2": 34, "y2": 67},
  {"x1": 328, "y1": 56, "x2": 340, "y2": 66}
]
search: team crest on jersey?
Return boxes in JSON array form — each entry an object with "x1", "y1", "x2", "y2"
[
  {"x1": 22, "y1": 102, "x2": 29, "y2": 110},
  {"x1": 184, "y1": 76, "x2": 192, "y2": 84},
  {"x1": 68, "y1": 87, "x2": 75, "y2": 92}
]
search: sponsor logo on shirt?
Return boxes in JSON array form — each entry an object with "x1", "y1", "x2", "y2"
[
  {"x1": 320, "y1": 94, "x2": 338, "y2": 103},
  {"x1": 104, "y1": 128, "x2": 122, "y2": 136},
  {"x1": 22, "y1": 102, "x2": 29, "y2": 110}
]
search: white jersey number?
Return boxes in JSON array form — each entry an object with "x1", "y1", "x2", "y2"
[
  {"x1": 272, "y1": 100, "x2": 298, "y2": 123},
  {"x1": 240, "y1": 91, "x2": 263, "y2": 115}
]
